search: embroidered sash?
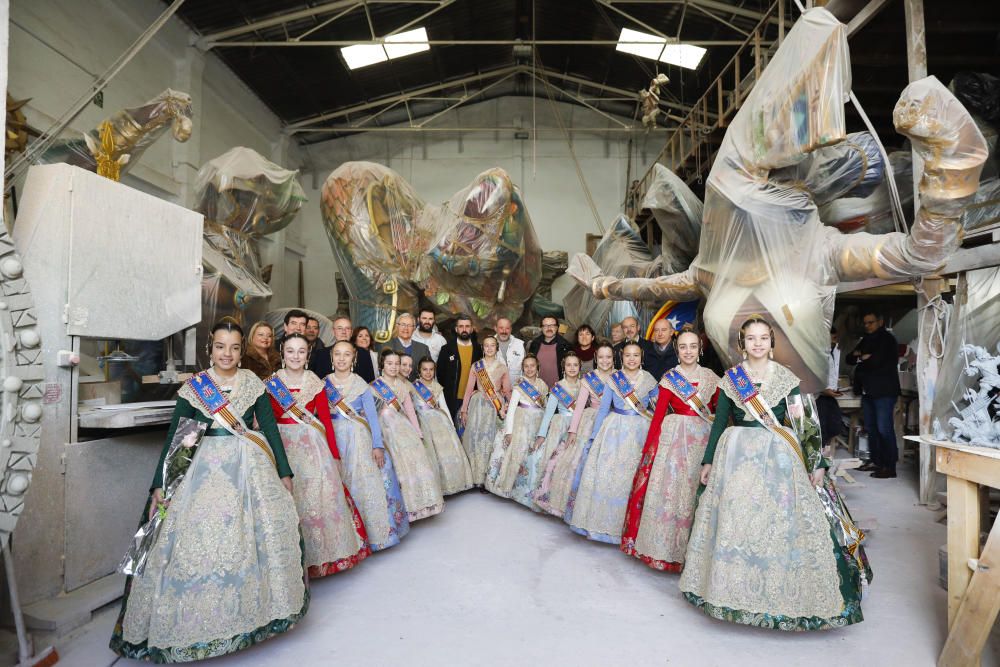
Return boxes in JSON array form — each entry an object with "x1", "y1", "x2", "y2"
[
  {"x1": 324, "y1": 377, "x2": 371, "y2": 434},
  {"x1": 474, "y1": 359, "x2": 504, "y2": 414},
  {"x1": 662, "y1": 369, "x2": 714, "y2": 424},
  {"x1": 371, "y1": 377, "x2": 402, "y2": 412},
  {"x1": 724, "y1": 364, "x2": 804, "y2": 465},
  {"x1": 551, "y1": 383, "x2": 576, "y2": 411},
  {"x1": 265, "y1": 374, "x2": 327, "y2": 439},
  {"x1": 412, "y1": 380, "x2": 438, "y2": 408},
  {"x1": 610, "y1": 370, "x2": 653, "y2": 420},
  {"x1": 516, "y1": 378, "x2": 546, "y2": 408},
  {"x1": 187, "y1": 372, "x2": 276, "y2": 468},
  {"x1": 583, "y1": 370, "x2": 606, "y2": 401}
]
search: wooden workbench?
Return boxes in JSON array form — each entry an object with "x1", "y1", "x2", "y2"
[{"x1": 930, "y1": 438, "x2": 1000, "y2": 666}]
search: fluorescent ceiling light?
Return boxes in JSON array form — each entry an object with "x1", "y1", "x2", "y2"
[
  {"x1": 616, "y1": 27, "x2": 706, "y2": 70},
  {"x1": 342, "y1": 27, "x2": 430, "y2": 70}
]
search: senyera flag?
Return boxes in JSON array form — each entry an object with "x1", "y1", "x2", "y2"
[{"x1": 644, "y1": 299, "x2": 699, "y2": 338}]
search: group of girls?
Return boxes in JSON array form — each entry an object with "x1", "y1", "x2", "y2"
[
  {"x1": 460, "y1": 318, "x2": 871, "y2": 633},
  {"x1": 110, "y1": 313, "x2": 872, "y2": 663},
  {"x1": 110, "y1": 322, "x2": 472, "y2": 663}
]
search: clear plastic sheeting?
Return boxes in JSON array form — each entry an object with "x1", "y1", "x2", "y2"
[
  {"x1": 773, "y1": 131, "x2": 884, "y2": 207},
  {"x1": 819, "y1": 151, "x2": 913, "y2": 234},
  {"x1": 194, "y1": 148, "x2": 306, "y2": 364},
  {"x1": 37, "y1": 88, "x2": 193, "y2": 177},
  {"x1": 569, "y1": 8, "x2": 989, "y2": 394},
  {"x1": 420, "y1": 168, "x2": 542, "y2": 325},
  {"x1": 640, "y1": 164, "x2": 703, "y2": 273},
  {"x1": 194, "y1": 146, "x2": 307, "y2": 236},
  {"x1": 320, "y1": 162, "x2": 541, "y2": 338},
  {"x1": 931, "y1": 267, "x2": 1000, "y2": 441},
  {"x1": 563, "y1": 216, "x2": 660, "y2": 335}
]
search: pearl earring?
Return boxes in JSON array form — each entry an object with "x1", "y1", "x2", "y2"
[
  {"x1": 769, "y1": 349, "x2": 774, "y2": 360},
  {"x1": 742, "y1": 350, "x2": 747, "y2": 360}
]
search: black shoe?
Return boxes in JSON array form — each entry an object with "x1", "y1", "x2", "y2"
[
  {"x1": 478, "y1": 486, "x2": 489, "y2": 493},
  {"x1": 858, "y1": 462, "x2": 878, "y2": 472},
  {"x1": 871, "y1": 468, "x2": 897, "y2": 479}
]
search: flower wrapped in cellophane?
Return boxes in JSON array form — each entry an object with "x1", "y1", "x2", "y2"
[{"x1": 118, "y1": 418, "x2": 206, "y2": 576}]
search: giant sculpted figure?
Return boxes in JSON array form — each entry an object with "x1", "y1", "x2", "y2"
[
  {"x1": 570, "y1": 8, "x2": 988, "y2": 392},
  {"x1": 321, "y1": 163, "x2": 541, "y2": 341}
]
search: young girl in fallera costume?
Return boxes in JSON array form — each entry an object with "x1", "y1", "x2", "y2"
[
  {"x1": 534, "y1": 342, "x2": 614, "y2": 517},
  {"x1": 459, "y1": 335, "x2": 512, "y2": 486},
  {"x1": 265, "y1": 334, "x2": 370, "y2": 578},
  {"x1": 485, "y1": 354, "x2": 549, "y2": 507},
  {"x1": 621, "y1": 326, "x2": 719, "y2": 572},
  {"x1": 565, "y1": 342, "x2": 657, "y2": 543},
  {"x1": 412, "y1": 357, "x2": 475, "y2": 495},
  {"x1": 325, "y1": 341, "x2": 410, "y2": 551},
  {"x1": 110, "y1": 321, "x2": 307, "y2": 663},
  {"x1": 373, "y1": 349, "x2": 445, "y2": 521},
  {"x1": 679, "y1": 315, "x2": 871, "y2": 630},
  {"x1": 525, "y1": 352, "x2": 583, "y2": 510}
]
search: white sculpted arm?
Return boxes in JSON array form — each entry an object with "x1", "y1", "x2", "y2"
[{"x1": 567, "y1": 253, "x2": 702, "y2": 303}]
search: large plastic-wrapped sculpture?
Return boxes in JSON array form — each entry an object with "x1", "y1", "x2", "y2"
[
  {"x1": 569, "y1": 7, "x2": 989, "y2": 393},
  {"x1": 39, "y1": 89, "x2": 193, "y2": 177},
  {"x1": 194, "y1": 147, "x2": 307, "y2": 361},
  {"x1": 320, "y1": 162, "x2": 541, "y2": 339}
]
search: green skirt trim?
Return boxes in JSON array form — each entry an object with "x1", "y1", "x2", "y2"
[
  {"x1": 109, "y1": 590, "x2": 310, "y2": 663},
  {"x1": 682, "y1": 591, "x2": 862, "y2": 631}
]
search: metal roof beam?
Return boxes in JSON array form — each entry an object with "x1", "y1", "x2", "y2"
[
  {"x1": 205, "y1": 38, "x2": 753, "y2": 47},
  {"x1": 193, "y1": 0, "x2": 444, "y2": 50},
  {"x1": 606, "y1": 0, "x2": 792, "y2": 29}
]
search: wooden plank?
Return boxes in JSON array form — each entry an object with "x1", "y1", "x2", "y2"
[
  {"x1": 938, "y1": 447, "x2": 1000, "y2": 491},
  {"x1": 918, "y1": 277, "x2": 946, "y2": 505},
  {"x1": 939, "y1": 509, "x2": 1000, "y2": 666},
  {"x1": 943, "y1": 473, "x2": 981, "y2": 627}
]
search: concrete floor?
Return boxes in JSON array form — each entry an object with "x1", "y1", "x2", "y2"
[{"x1": 49, "y1": 464, "x2": 998, "y2": 667}]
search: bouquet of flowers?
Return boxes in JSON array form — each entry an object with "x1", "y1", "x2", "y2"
[{"x1": 118, "y1": 418, "x2": 205, "y2": 576}]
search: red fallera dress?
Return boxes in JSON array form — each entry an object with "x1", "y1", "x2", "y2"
[
  {"x1": 620, "y1": 369, "x2": 719, "y2": 572},
  {"x1": 270, "y1": 384, "x2": 371, "y2": 577}
]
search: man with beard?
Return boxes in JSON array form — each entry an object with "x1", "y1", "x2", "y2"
[
  {"x1": 304, "y1": 316, "x2": 333, "y2": 378},
  {"x1": 495, "y1": 317, "x2": 525, "y2": 385},
  {"x1": 526, "y1": 315, "x2": 572, "y2": 387},
  {"x1": 613, "y1": 316, "x2": 653, "y2": 368},
  {"x1": 412, "y1": 308, "x2": 447, "y2": 362},
  {"x1": 437, "y1": 314, "x2": 482, "y2": 422}
]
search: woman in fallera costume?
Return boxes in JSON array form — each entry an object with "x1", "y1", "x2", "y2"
[
  {"x1": 485, "y1": 354, "x2": 548, "y2": 507},
  {"x1": 565, "y1": 342, "x2": 657, "y2": 543},
  {"x1": 110, "y1": 321, "x2": 307, "y2": 663},
  {"x1": 265, "y1": 334, "x2": 370, "y2": 577},
  {"x1": 412, "y1": 357, "x2": 474, "y2": 495},
  {"x1": 373, "y1": 349, "x2": 445, "y2": 521},
  {"x1": 621, "y1": 326, "x2": 719, "y2": 572},
  {"x1": 459, "y1": 335, "x2": 512, "y2": 485},
  {"x1": 680, "y1": 315, "x2": 870, "y2": 630},
  {"x1": 534, "y1": 342, "x2": 614, "y2": 517},
  {"x1": 325, "y1": 341, "x2": 409, "y2": 551},
  {"x1": 524, "y1": 352, "x2": 583, "y2": 507}
]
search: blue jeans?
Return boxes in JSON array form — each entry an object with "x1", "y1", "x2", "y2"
[{"x1": 862, "y1": 395, "x2": 897, "y2": 469}]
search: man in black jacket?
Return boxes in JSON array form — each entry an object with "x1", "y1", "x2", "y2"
[
  {"x1": 526, "y1": 316, "x2": 573, "y2": 388},
  {"x1": 848, "y1": 310, "x2": 901, "y2": 479},
  {"x1": 305, "y1": 316, "x2": 333, "y2": 378},
  {"x1": 643, "y1": 318, "x2": 678, "y2": 379},
  {"x1": 437, "y1": 315, "x2": 482, "y2": 422},
  {"x1": 613, "y1": 316, "x2": 654, "y2": 368}
]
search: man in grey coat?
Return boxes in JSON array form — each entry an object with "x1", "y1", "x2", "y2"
[{"x1": 378, "y1": 312, "x2": 431, "y2": 380}]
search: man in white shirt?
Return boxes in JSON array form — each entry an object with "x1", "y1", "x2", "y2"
[
  {"x1": 412, "y1": 308, "x2": 447, "y2": 362},
  {"x1": 816, "y1": 327, "x2": 844, "y2": 450},
  {"x1": 495, "y1": 317, "x2": 525, "y2": 385}
]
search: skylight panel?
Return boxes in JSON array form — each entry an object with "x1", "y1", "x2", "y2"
[
  {"x1": 616, "y1": 27, "x2": 706, "y2": 71},
  {"x1": 342, "y1": 27, "x2": 431, "y2": 70}
]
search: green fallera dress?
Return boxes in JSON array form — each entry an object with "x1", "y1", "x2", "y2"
[
  {"x1": 679, "y1": 361, "x2": 871, "y2": 631},
  {"x1": 110, "y1": 368, "x2": 309, "y2": 663}
]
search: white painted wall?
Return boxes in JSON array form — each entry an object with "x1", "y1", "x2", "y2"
[{"x1": 292, "y1": 97, "x2": 665, "y2": 316}]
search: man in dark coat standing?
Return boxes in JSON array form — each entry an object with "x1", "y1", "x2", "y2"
[
  {"x1": 613, "y1": 315, "x2": 654, "y2": 368},
  {"x1": 848, "y1": 310, "x2": 901, "y2": 479},
  {"x1": 526, "y1": 315, "x2": 573, "y2": 388},
  {"x1": 437, "y1": 314, "x2": 482, "y2": 423},
  {"x1": 642, "y1": 318, "x2": 678, "y2": 380}
]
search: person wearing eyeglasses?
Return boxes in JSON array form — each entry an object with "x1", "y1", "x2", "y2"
[{"x1": 848, "y1": 311, "x2": 901, "y2": 479}]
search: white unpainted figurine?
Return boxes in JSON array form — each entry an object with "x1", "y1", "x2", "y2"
[
  {"x1": 640, "y1": 74, "x2": 670, "y2": 130},
  {"x1": 936, "y1": 343, "x2": 1000, "y2": 448}
]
